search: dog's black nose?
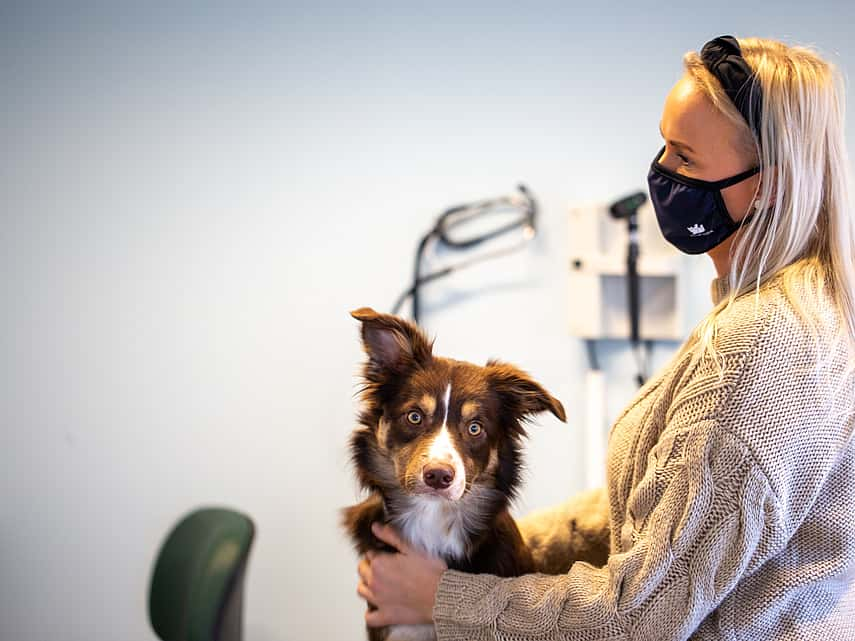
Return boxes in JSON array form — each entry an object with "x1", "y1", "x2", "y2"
[{"x1": 423, "y1": 464, "x2": 455, "y2": 490}]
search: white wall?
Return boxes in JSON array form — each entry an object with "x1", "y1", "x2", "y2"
[{"x1": 2, "y1": 3, "x2": 854, "y2": 640}]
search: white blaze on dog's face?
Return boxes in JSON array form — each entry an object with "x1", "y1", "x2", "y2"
[
  {"x1": 420, "y1": 384, "x2": 466, "y2": 500},
  {"x1": 380, "y1": 359, "x2": 537, "y2": 505},
  {"x1": 372, "y1": 360, "x2": 503, "y2": 504}
]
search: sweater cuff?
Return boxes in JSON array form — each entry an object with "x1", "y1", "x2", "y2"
[{"x1": 433, "y1": 569, "x2": 505, "y2": 640}]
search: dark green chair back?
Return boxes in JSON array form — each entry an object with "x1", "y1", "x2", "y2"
[{"x1": 149, "y1": 507, "x2": 255, "y2": 641}]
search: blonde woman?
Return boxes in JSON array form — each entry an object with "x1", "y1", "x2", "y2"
[{"x1": 356, "y1": 35, "x2": 855, "y2": 640}]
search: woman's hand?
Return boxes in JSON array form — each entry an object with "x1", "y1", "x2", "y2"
[{"x1": 356, "y1": 522, "x2": 448, "y2": 627}]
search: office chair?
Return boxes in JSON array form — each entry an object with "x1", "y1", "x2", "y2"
[{"x1": 149, "y1": 507, "x2": 255, "y2": 641}]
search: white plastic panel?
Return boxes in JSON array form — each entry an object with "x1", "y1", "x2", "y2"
[{"x1": 568, "y1": 200, "x2": 689, "y2": 341}]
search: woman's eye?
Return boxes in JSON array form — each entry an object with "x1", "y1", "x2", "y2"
[
  {"x1": 677, "y1": 153, "x2": 691, "y2": 166},
  {"x1": 467, "y1": 422, "x2": 483, "y2": 436},
  {"x1": 406, "y1": 411, "x2": 422, "y2": 425}
]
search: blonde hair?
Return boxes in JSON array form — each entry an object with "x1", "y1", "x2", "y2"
[{"x1": 683, "y1": 36, "x2": 855, "y2": 379}]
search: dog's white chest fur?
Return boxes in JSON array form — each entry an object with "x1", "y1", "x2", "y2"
[
  {"x1": 386, "y1": 623, "x2": 436, "y2": 641},
  {"x1": 393, "y1": 495, "x2": 468, "y2": 560},
  {"x1": 383, "y1": 498, "x2": 464, "y2": 641}
]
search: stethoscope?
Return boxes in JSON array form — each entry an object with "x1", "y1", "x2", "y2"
[{"x1": 391, "y1": 184, "x2": 538, "y2": 324}]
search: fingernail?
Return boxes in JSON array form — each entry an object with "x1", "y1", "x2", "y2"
[{"x1": 371, "y1": 522, "x2": 381, "y2": 534}]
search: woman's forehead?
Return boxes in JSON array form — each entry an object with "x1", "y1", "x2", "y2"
[{"x1": 661, "y1": 76, "x2": 738, "y2": 157}]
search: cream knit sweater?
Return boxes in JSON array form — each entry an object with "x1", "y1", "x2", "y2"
[{"x1": 432, "y1": 268, "x2": 855, "y2": 640}]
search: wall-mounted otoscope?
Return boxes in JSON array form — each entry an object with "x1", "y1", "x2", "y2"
[{"x1": 609, "y1": 191, "x2": 648, "y2": 387}]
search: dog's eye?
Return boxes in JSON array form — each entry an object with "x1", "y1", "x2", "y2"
[
  {"x1": 467, "y1": 422, "x2": 483, "y2": 436},
  {"x1": 406, "y1": 411, "x2": 423, "y2": 425}
]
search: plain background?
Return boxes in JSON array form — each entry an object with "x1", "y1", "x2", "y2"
[{"x1": 3, "y1": 2, "x2": 854, "y2": 640}]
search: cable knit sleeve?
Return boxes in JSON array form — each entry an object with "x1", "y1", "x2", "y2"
[{"x1": 433, "y1": 423, "x2": 785, "y2": 641}]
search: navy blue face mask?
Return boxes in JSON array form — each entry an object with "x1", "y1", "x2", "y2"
[{"x1": 647, "y1": 146, "x2": 760, "y2": 254}]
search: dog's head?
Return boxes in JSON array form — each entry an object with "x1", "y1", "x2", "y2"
[{"x1": 349, "y1": 307, "x2": 566, "y2": 507}]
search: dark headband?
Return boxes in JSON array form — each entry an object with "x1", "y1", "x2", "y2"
[{"x1": 700, "y1": 35, "x2": 763, "y2": 142}]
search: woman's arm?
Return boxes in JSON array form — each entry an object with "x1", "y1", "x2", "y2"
[
  {"x1": 516, "y1": 486, "x2": 611, "y2": 573},
  {"x1": 432, "y1": 426, "x2": 784, "y2": 641}
]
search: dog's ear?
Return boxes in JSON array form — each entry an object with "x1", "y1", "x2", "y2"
[
  {"x1": 485, "y1": 359, "x2": 567, "y2": 426},
  {"x1": 350, "y1": 307, "x2": 433, "y2": 373}
]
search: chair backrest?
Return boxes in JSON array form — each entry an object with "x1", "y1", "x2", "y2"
[{"x1": 149, "y1": 507, "x2": 255, "y2": 641}]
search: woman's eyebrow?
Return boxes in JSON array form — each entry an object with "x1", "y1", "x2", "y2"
[{"x1": 659, "y1": 122, "x2": 696, "y2": 153}]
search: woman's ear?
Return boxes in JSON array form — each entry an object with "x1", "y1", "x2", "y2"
[
  {"x1": 485, "y1": 359, "x2": 567, "y2": 425},
  {"x1": 754, "y1": 168, "x2": 777, "y2": 213},
  {"x1": 350, "y1": 307, "x2": 434, "y2": 374}
]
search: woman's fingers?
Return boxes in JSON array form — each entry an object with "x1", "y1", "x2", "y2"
[
  {"x1": 357, "y1": 557, "x2": 372, "y2": 585},
  {"x1": 358, "y1": 552, "x2": 397, "y2": 604},
  {"x1": 356, "y1": 527, "x2": 443, "y2": 626},
  {"x1": 371, "y1": 522, "x2": 410, "y2": 553},
  {"x1": 356, "y1": 578, "x2": 376, "y2": 606}
]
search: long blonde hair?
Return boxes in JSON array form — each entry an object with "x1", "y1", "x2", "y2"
[{"x1": 683, "y1": 36, "x2": 855, "y2": 378}]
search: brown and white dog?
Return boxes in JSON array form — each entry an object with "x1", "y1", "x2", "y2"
[{"x1": 342, "y1": 307, "x2": 566, "y2": 641}]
